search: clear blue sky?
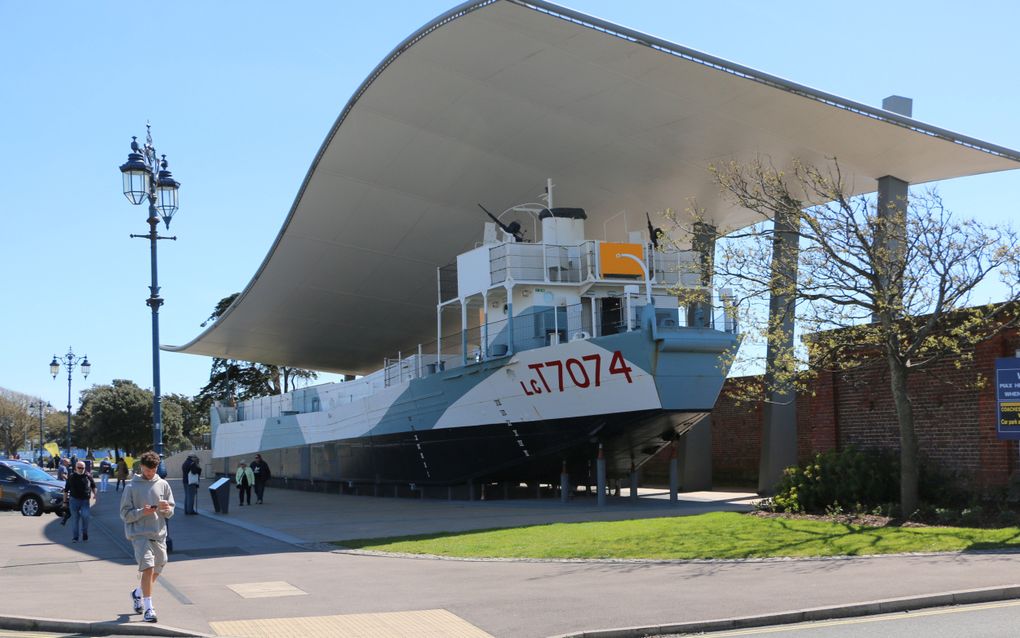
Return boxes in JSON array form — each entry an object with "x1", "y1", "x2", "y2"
[{"x1": 2, "y1": 1, "x2": 1018, "y2": 411}]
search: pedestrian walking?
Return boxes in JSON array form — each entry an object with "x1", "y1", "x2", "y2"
[
  {"x1": 115, "y1": 457, "x2": 128, "y2": 491},
  {"x1": 63, "y1": 460, "x2": 97, "y2": 542},
  {"x1": 182, "y1": 455, "x2": 202, "y2": 515},
  {"x1": 56, "y1": 457, "x2": 69, "y2": 481},
  {"x1": 251, "y1": 453, "x2": 271, "y2": 504},
  {"x1": 99, "y1": 458, "x2": 112, "y2": 492},
  {"x1": 119, "y1": 451, "x2": 174, "y2": 624},
  {"x1": 236, "y1": 461, "x2": 254, "y2": 506}
]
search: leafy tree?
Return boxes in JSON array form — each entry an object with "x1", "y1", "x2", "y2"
[
  {"x1": 670, "y1": 157, "x2": 1020, "y2": 517},
  {"x1": 77, "y1": 380, "x2": 185, "y2": 455},
  {"x1": 0, "y1": 388, "x2": 84, "y2": 459},
  {"x1": 0, "y1": 390, "x2": 32, "y2": 457},
  {"x1": 164, "y1": 393, "x2": 208, "y2": 448},
  {"x1": 196, "y1": 294, "x2": 318, "y2": 408}
]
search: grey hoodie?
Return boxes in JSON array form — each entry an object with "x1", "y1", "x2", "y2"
[{"x1": 119, "y1": 473, "x2": 175, "y2": 541}]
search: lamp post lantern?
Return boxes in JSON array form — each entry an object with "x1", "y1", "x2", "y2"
[
  {"x1": 119, "y1": 124, "x2": 180, "y2": 456},
  {"x1": 28, "y1": 400, "x2": 51, "y2": 466},
  {"x1": 49, "y1": 348, "x2": 89, "y2": 455}
]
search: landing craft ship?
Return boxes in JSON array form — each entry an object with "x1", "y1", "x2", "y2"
[
  {"x1": 168, "y1": 0, "x2": 1020, "y2": 491},
  {"x1": 207, "y1": 182, "x2": 738, "y2": 486}
]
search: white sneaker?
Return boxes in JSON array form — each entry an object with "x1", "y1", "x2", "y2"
[
  {"x1": 143, "y1": 608, "x2": 158, "y2": 623},
  {"x1": 131, "y1": 590, "x2": 143, "y2": 614}
]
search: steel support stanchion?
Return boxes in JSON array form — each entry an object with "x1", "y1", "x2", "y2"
[
  {"x1": 669, "y1": 441, "x2": 679, "y2": 504},
  {"x1": 629, "y1": 462, "x2": 638, "y2": 501},
  {"x1": 596, "y1": 445, "x2": 607, "y2": 507}
]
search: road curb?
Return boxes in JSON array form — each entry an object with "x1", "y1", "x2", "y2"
[
  {"x1": 0, "y1": 613, "x2": 215, "y2": 637},
  {"x1": 546, "y1": 584, "x2": 1020, "y2": 637}
]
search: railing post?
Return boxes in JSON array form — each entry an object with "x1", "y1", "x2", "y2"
[
  {"x1": 506, "y1": 285, "x2": 514, "y2": 355},
  {"x1": 460, "y1": 300, "x2": 468, "y2": 366},
  {"x1": 482, "y1": 291, "x2": 489, "y2": 359}
]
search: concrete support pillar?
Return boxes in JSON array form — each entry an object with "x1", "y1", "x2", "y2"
[
  {"x1": 468, "y1": 479, "x2": 476, "y2": 501},
  {"x1": 873, "y1": 175, "x2": 908, "y2": 323},
  {"x1": 687, "y1": 222, "x2": 717, "y2": 328},
  {"x1": 874, "y1": 95, "x2": 911, "y2": 323},
  {"x1": 560, "y1": 461, "x2": 570, "y2": 503},
  {"x1": 447, "y1": 486, "x2": 453, "y2": 501},
  {"x1": 679, "y1": 415, "x2": 713, "y2": 490},
  {"x1": 596, "y1": 445, "x2": 607, "y2": 507},
  {"x1": 759, "y1": 204, "x2": 801, "y2": 494},
  {"x1": 668, "y1": 442, "x2": 679, "y2": 504}
]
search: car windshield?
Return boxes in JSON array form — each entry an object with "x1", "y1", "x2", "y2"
[{"x1": 9, "y1": 463, "x2": 56, "y2": 483}]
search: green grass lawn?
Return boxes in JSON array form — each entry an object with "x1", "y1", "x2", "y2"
[{"x1": 333, "y1": 512, "x2": 1020, "y2": 559}]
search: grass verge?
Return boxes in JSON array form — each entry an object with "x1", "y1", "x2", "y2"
[{"x1": 333, "y1": 511, "x2": 1020, "y2": 559}]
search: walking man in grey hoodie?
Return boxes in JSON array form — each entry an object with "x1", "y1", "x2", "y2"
[{"x1": 119, "y1": 451, "x2": 174, "y2": 623}]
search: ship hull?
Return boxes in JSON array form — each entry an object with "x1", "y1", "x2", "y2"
[{"x1": 211, "y1": 317, "x2": 737, "y2": 485}]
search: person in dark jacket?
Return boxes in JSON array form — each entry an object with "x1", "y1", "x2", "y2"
[
  {"x1": 250, "y1": 454, "x2": 271, "y2": 504},
  {"x1": 115, "y1": 457, "x2": 129, "y2": 491},
  {"x1": 181, "y1": 455, "x2": 201, "y2": 514},
  {"x1": 99, "y1": 458, "x2": 112, "y2": 492},
  {"x1": 63, "y1": 461, "x2": 97, "y2": 542}
]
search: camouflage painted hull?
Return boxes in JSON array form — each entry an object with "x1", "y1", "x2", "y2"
[{"x1": 211, "y1": 322, "x2": 736, "y2": 484}]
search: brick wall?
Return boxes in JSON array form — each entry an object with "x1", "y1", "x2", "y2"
[{"x1": 709, "y1": 328, "x2": 1020, "y2": 491}]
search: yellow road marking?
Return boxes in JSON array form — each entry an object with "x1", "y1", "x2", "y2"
[{"x1": 677, "y1": 599, "x2": 1020, "y2": 636}]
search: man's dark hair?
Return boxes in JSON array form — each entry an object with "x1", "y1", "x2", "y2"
[{"x1": 139, "y1": 451, "x2": 160, "y2": 469}]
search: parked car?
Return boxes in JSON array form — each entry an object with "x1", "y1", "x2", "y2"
[{"x1": 0, "y1": 459, "x2": 66, "y2": 516}]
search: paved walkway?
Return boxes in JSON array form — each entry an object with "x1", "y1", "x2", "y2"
[{"x1": 1, "y1": 481, "x2": 1018, "y2": 637}]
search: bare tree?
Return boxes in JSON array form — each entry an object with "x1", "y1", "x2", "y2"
[{"x1": 668, "y1": 157, "x2": 1020, "y2": 516}]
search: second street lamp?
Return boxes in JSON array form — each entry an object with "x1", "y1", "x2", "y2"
[
  {"x1": 120, "y1": 124, "x2": 180, "y2": 456},
  {"x1": 28, "y1": 400, "x2": 51, "y2": 466},
  {"x1": 50, "y1": 349, "x2": 90, "y2": 456}
]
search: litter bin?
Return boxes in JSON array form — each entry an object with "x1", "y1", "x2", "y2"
[{"x1": 208, "y1": 477, "x2": 231, "y2": 514}]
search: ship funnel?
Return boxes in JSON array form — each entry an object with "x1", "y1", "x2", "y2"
[{"x1": 539, "y1": 207, "x2": 586, "y2": 245}]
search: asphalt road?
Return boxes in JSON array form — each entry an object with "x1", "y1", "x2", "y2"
[
  {"x1": 664, "y1": 599, "x2": 1020, "y2": 637},
  {"x1": 3, "y1": 486, "x2": 1020, "y2": 637}
]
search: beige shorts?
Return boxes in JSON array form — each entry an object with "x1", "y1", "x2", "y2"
[{"x1": 132, "y1": 538, "x2": 167, "y2": 573}]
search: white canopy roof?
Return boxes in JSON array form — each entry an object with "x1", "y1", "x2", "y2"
[{"x1": 167, "y1": 0, "x2": 1020, "y2": 374}]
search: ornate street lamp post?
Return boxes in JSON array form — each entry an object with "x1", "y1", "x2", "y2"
[
  {"x1": 49, "y1": 349, "x2": 90, "y2": 455},
  {"x1": 119, "y1": 124, "x2": 180, "y2": 456},
  {"x1": 28, "y1": 400, "x2": 51, "y2": 466}
]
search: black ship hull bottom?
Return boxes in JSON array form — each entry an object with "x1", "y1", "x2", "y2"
[{"x1": 322, "y1": 409, "x2": 708, "y2": 487}]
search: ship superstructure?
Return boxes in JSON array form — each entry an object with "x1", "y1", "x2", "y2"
[{"x1": 210, "y1": 182, "x2": 738, "y2": 485}]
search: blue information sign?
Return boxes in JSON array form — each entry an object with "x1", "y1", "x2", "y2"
[{"x1": 996, "y1": 357, "x2": 1020, "y2": 440}]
